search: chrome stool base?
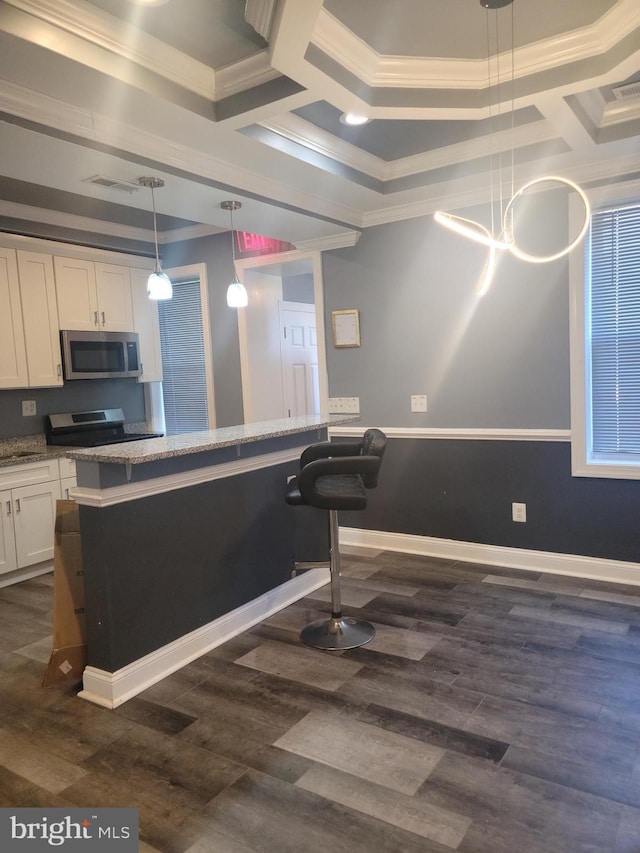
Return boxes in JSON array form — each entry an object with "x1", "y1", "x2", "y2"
[{"x1": 300, "y1": 616, "x2": 375, "y2": 650}]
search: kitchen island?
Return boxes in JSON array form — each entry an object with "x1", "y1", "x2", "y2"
[{"x1": 66, "y1": 415, "x2": 358, "y2": 708}]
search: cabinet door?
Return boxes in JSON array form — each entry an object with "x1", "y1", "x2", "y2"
[
  {"x1": 0, "y1": 248, "x2": 29, "y2": 389},
  {"x1": 60, "y1": 476, "x2": 77, "y2": 501},
  {"x1": 12, "y1": 480, "x2": 60, "y2": 569},
  {"x1": 54, "y1": 256, "x2": 99, "y2": 330},
  {"x1": 0, "y1": 489, "x2": 17, "y2": 576},
  {"x1": 95, "y1": 263, "x2": 134, "y2": 331},
  {"x1": 130, "y1": 267, "x2": 163, "y2": 382},
  {"x1": 16, "y1": 251, "x2": 63, "y2": 387}
]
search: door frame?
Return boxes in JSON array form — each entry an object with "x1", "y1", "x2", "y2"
[{"x1": 234, "y1": 249, "x2": 329, "y2": 424}]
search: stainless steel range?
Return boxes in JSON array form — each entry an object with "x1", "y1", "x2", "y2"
[{"x1": 45, "y1": 408, "x2": 163, "y2": 447}]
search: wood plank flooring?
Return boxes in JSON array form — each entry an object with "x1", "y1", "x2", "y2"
[{"x1": 2, "y1": 550, "x2": 640, "y2": 851}]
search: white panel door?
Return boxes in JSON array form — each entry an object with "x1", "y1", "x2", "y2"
[
  {"x1": 13, "y1": 480, "x2": 60, "y2": 568},
  {"x1": 54, "y1": 256, "x2": 99, "y2": 330},
  {"x1": 95, "y1": 263, "x2": 134, "y2": 331},
  {"x1": 0, "y1": 248, "x2": 28, "y2": 388},
  {"x1": 0, "y1": 490, "x2": 17, "y2": 576},
  {"x1": 16, "y1": 251, "x2": 63, "y2": 387},
  {"x1": 280, "y1": 302, "x2": 319, "y2": 417}
]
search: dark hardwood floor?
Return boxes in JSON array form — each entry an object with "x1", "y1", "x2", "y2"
[{"x1": 1, "y1": 549, "x2": 640, "y2": 852}]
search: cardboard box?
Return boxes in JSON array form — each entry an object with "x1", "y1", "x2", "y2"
[{"x1": 42, "y1": 500, "x2": 87, "y2": 687}]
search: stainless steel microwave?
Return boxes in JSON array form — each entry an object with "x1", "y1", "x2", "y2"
[{"x1": 60, "y1": 330, "x2": 141, "y2": 380}]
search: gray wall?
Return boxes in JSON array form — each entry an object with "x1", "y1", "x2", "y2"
[
  {"x1": 324, "y1": 191, "x2": 570, "y2": 429},
  {"x1": 283, "y1": 272, "x2": 315, "y2": 304},
  {"x1": 163, "y1": 233, "x2": 244, "y2": 427},
  {"x1": 322, "y1": 191, "x2": 640, "y2": 565},
  {"x1": 0, "y1": 379, "x2": 145, "y2": 439}
]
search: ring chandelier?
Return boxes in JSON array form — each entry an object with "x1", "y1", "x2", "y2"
[{"x1": 435, "y1": 1, "x2": 591, "y2": 295}]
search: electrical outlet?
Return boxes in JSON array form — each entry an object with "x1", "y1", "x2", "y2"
[
  {"x1": 512, "y1": 502, "x2": 527, "y2": 523},
  {"x1": 410, "y1": 395, "x2": 427, "y2": 413},
  {"x1": 21, "y1": 400, "x2": 37, "y2": 417}
]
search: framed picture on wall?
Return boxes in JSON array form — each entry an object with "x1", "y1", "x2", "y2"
[{"x1": 331, "y1": 309, "x2": 360, "y2": 347}]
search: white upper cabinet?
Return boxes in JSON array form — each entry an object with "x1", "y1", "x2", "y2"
[
  {"x1": 130, "y1": 267, "x2": 163, "y2": 382},
  {"x1": 55, "y1": 257, "x2": 134, "y2": 332},
  {"x1": 53, "y1": 256, "x2": 98, "y2": 331},
  {"x1": 16, "y1": 251, "x2": 63, "y2": 387},
  {"x1": 0, "y1": 247, "x2": 29, "y2": 388},
  {"x1": 95, "y1": 263, "x2": 134, "y2": 331}
]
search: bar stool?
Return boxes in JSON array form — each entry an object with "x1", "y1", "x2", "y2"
[{"x1": 286, "y1": 428, "x2": 386, "y2": 650}]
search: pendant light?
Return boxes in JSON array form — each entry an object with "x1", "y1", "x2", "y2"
[
  {"x1": 138, "y1": 176, "x2": 173, "y2": 300},
  {"x1": 221, "y1": 200, "x2": 248, "y2": 308},
  {"x1": 434, "y1": 0, "x2": 590, "y2": 295}
]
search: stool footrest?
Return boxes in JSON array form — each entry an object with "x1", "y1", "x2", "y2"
[{"x1": 300, "y1": 617, "x2": 375, "y2": 650}]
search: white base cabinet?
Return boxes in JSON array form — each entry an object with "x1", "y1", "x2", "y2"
[{"x1": 0, "y1": 459, "x2": 61, "y2": 577}]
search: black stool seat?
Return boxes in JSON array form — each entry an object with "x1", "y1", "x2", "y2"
[{"x1": 286, "y1": 428, "x2": 386, "y2": 650}]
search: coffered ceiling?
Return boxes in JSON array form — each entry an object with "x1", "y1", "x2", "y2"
[{"x1": 0, "y1": 0, "x2": 638, "y2": 253}]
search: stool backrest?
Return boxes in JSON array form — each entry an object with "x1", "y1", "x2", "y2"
[{"x1": 360, "y1": 428, "x2": 386, "y2": 489}]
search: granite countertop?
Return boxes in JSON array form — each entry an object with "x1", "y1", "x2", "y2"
[
  {"x1": 0, "y1": 438, "x2": 71, "y2": 469},
  {"x1": 64, "y1": 414, "x2": 361, "y2": 465}
]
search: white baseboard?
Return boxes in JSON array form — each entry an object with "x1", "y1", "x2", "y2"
[
  {"x1": 339, "y1": 527, "x2": 640, "y2": 587},
  {"x1": 0, "y1": 560, "x2": 52, "y2": 589},
  {"x1": 78, "y1": 567, "x2": 330, "y2": 709}
]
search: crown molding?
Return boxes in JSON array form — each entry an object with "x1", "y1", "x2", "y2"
[
  {"x1": 361, "y1": 147, "x2": 640, "y2": 228},
  {"x1": 600, "y1": 94, "x2": 640, "y2": 128},
  {"x1": 312, "y1": 0, "x2": 640, "y2": 92},
  {"x1": 3, "y1": 0, "x2": 216, "y2": 99},
  {"x1": 215, "y1": 50, "x2": 281, "y2": 100},
  {"x1": 0, "y1": 80, "x2": 363, "y2": 229},
  {"x1": 0, "y1": 200, "x2": 153, "y2": 243},
  {"x1": 0, "y1": 227, "x2": 155, "y2": 266},
  {"x1": 4, "y1": 0, "x2": 282, "y2": 102},
  {"x1": 293, "y1": 231, "x2": 361, "y2": 251},
  {"x1": 261, "y1": 113, "x2": 558, "y2": 183},
  {"x1": 244, "y1": 0, "x2": 278, "y2": 41}
]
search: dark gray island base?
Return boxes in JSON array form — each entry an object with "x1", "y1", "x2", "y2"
[{"x1": 66, "y1": 416, "x2": 358, "y2": 707}]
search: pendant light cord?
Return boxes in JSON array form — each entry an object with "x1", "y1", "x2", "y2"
[
  {"x1": 150, "y1": 184, "x2": 161, "y2": 272},
  {"x1": 229, "y1": 204, "x2": 237, "y2": 268}
]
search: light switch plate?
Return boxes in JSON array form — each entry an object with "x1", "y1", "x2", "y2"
[{"x1": 329, "y1": 397, "x2": 360, "y2": 414}]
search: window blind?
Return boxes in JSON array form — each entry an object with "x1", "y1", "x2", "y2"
[
  {"x1": 157, "y1": 277, "x2": 209, "y2": 435},
  {"x1": 590, "y1": 203, "x2": 640, "y2": 455}
]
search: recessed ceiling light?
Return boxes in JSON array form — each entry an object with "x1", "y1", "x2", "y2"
[{"x1": 339, "y1": 113, "x2": 370, "y2": 127}]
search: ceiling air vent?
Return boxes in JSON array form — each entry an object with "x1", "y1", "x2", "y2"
[
  {"x1": 612, "y1": 82, "x2": 640, "y2": 101},
  {"x1": 82, "y1": 175, "x2": 141, "y2": 193}
]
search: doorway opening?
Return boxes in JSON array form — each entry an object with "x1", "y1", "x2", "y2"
[{"x1": 235, "y1": 251, "x2": 328, "y2": 424}]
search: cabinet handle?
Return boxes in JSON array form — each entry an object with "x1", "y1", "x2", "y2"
[
  {"x1": 65, "y1": 488, "x2": 70, "y2": 499},
  {"x1": 101, "y1": 311, "x2": 106, "y2": 326},
  {"x1": 140, "y1": 362, "x2": 144, "y2": 377},
  {"x1": 6, "y1": 500, "x2": 11, "y2": 516},
  {"x1": 94, "y1": 310, "x2": 99, "y2": 326},
  {"x1": 57, "y1": 363, "x2": 62, "y2": 377},
  {"x1": 15, "y1": 498, "x2": 20, "y2": 513}
]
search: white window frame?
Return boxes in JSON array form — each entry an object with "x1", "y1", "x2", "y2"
[
  {"x1": 570, "y1": 178, "x2": 640, "y2": 480},
  {"x1": 146, "y1": 262, "x2": 216, "y2": 434}
]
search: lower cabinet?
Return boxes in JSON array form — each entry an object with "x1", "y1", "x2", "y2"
[
  {"x1": 0, "y1": 459, "x2": 62, "y2": 578},
  {"x1": 60, "y1": 477, "x2": 76, "y2": 500}
]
